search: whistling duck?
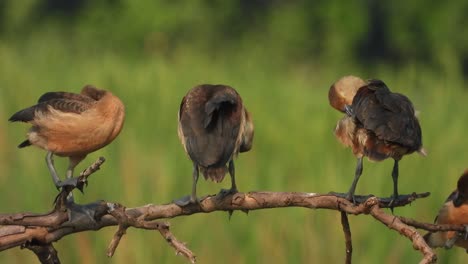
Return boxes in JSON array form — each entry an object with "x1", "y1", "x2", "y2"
[
  {"x1": 176, "y1": 84, "x2": 254, "y2": 205},
  {"x1": 329, "y1": 76, "x2": 425, "y2": 206},
  {"x1": 424, "y1": 170, "x2": 468, "y2": 251},
  {"x1": 9, "y1": 85, "x2": 125, "y2": 188}
]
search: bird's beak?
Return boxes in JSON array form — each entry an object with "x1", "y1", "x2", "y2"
[{"x1": 344, "y1": 105, "x2": 354, "y2": 116}]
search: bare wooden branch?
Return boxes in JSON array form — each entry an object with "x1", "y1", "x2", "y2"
[
  {"x1": 105, "y1": 202, "x2": 196, "y2": 262},
  {"x1": 157, "y1": 222, "x2": 196, "y2": 264},
  {"x1": 364, "y1": 198, "x2": 437, "y2": 264},
  {"x1": 340, "y1": 211, "x2": 352, "y2": 264},
  {"x1": 399, "y1": 216, "x2": 467, "y2": 233},
  {"x1": 0, "y1": 156, "x2": 451, "y2": 263},
  {"x1": 22, "y1": 242, "x2": 60, "y2": 264},
  {"x1": 0, "y1": 190, "x2": 433, "y2": 263},
  {"x1": 54, "y1": 157, "x2": 106, "y2": 208}
]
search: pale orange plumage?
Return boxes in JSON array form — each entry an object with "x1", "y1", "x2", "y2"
[
  {"x1": 424, "y1": 171, "x2": 468, "y2": 251},
  {"x1": 9, "y1": 85, "x2": 125, "y2": 189}
]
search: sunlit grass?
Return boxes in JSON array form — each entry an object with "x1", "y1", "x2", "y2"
[{"x1": 0, "y1": 32, "x2": 467, "y2": 264}]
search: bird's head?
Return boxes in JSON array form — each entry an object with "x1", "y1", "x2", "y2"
[
  {"x1": 366, "y1": 79, "x2": 390, "y2": 91},
  {"x1": 329, "y1": 76, "x2": 366, "y2": 112},
  {"x1": 81, "y1": 85, "x2": 107, "y2": 100},
  {"x1": 453, "y1": 169, "x2": 468, "y2": 207}
]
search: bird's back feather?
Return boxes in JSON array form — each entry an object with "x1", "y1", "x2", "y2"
[
  {"x1": 351, "y1": 80, "x2": 422, "y2": 151},
  {"x1": 9, "y1": 92, "x2": 95, "y2": 122}
]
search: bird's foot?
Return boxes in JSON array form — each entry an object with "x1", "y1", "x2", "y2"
[
  {"x1": 173, "y1": 195, "x2": 198, "y2": 207},
  {"x1": 217, "y1": 188, "x2": 238, "y2": 219},
  {"x1": 62, "y1": 202, "x2": 106, "y2": 228},
  {"x1": 218, "y1": 187, "x2": 238, "y2": 199},
  {"x1": 388, "y1": 200, "x2": 395, "y2": 213},
  {"x1": 345, "y1": 193, "x2": 356, "y2": 204},
  {"x1": 53, "y1": 176, "x2": 87, "y2": 205},
  {"x1": 388, "y1": 194, "x2": 402, "y2": 213},
  {"x1": 56, "y1": 176, "x2": 86, "y2": 193}
]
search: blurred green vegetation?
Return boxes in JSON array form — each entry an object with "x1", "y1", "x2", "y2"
[{"x1": 1, "y1": 1, "x2": 468, "y2": 263}]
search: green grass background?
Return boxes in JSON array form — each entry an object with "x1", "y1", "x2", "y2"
[{"x1": 1, "y1": 1, "x2": 468, "y2": 263}]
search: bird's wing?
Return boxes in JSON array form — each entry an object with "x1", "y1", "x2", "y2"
[
  {"x1": 177, "y1": 95, "x2": 188, "y2": 151},
  {"x1": 38, "y1": 91, "x2": 95, "y2": 103},
  {"x1": 431, "y1": 190, "x2": 458, "y2": 223},
  {"x1": 184, "y1": 116, "x2": 240, "y2": 167},
  {"x1": 239, "y1": 109, "x2": 254, "y2": 153},
  {"x1": 352, "y1": 86, "x2": 422, "y2": 149},
  {"x1": 9, "y1": 97, "x2": 93, "y2": 122}
]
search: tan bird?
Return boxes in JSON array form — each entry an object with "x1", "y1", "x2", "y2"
[
  {"x1": 176, "y1": 84, "x2": 254, "y2": 205},
  {"x1": 9, "y1": 85, "x2": 125, "y2": 189},
  {"x1": 329, "y1": 76, "x2": 425, "y2": 207},
  {"x1": 424, "y1": 170, "x2": 468, "y2": 251}
]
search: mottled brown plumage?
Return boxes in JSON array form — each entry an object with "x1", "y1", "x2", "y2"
[
  {"x1": 9, "y1": 85, "x2": 125, "y2": 188},
  {"x1": 329, "y1": 76, "x2": 425, "y2": 206},
  {"x1": 424, "y1": 170, "x2": 468, "y2": 251},
  {"x1": 176, "y1": 84, "x2": 254, "y2": 205}
]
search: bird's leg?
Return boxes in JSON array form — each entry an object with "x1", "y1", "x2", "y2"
[
  {"x1": 174, "y1": 162, "x2": 199, "y2": 206},
  {"x1": 445, "y1": 234, "x2": 458, "y2": 249},
  {"x1": 56, "y1": 156, "x2": 87, "y2": 200},
  {"x1": 219, "y1": 160, "x2": 238, "y2": 197},
  {"x1": 66, "y1": 165, "x2": 75, "y2": 179},
  {"x1": 465, "y1": 225, "x2": 468, "y2": 240},
  {"x1": 389, "y1": 160, "x2": 400, "y2": 211},
  {"x1": 345, "y1": 157, "x2": 363, "y2": 204},
  {"x1": 46, "y1": 152, "x2": 62, "y2": 190},
  {"x1": 63, "y1": 162, "x2": 78, "y2": 203},
  {"x1": 66, "y1": 155, "x2": 86, "y2": 180},
  {"x1": 447, "y1": 226, "x2": 468, "y2": 249},
  {"x1": 190, "y1": 162, "x2": 200, "y2": 203},
  {"x1": 228, "y1": 160, "x2": 238, "y2": 192}
]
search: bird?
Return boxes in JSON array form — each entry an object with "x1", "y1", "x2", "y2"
[
  {"x1": 424, "y1": 170, "x2": 468, "y2": 251},
  {"x1": 9, "y1": 85, "x2": 125, "y2": 190},
  {"x1": 176, "y1": 84, "x2": 254, "y2": 206},
  {"x1": 329, "y1": 76, "x2": 425, "y2": 206}
]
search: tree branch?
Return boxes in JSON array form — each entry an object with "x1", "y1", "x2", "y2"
[
  {"x1": 105, "y1": 202, "x2": 196, "y2": 263},
  {"x1": 340, "y1": 211, "x2": 352, "y2": 264},
  {"x1": 0, "y1": 187, "x2": 434, "y2": 263},
  {"x1": 22, "y1": 242, "x2": 60, "y2": 264},
  {"x1": 399, "y1": 216, "x2": 466, "y2": 233},
  {"x1": 365, "y1": 198, "x2": 437, "y2": 264},
  {"x1": 0, "y1": 157, "x2": 457, "y2": 263}
]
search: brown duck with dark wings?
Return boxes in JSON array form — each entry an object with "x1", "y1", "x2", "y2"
[
  {"x1": 176, "y1": 84, "x2": 254, "y2": 206},
  {"x1": 329, "y1": 76, "x2": 425, "y2": 207},
  {"x1": 424, "y1": 170, "x2": 468, "y2": 251},
  {"x1": 9, "y1": 85, "x2": 125, "y2": 189}
]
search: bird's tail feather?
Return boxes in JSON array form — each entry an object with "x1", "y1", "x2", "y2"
[
  {"x1": 9, "y1": 107, "x2": 36, "y2": 122},
  {"x1": 18, "y1": 139, "x2": 31, "y2": 148},
  {"x1": 418, "y1": 147, "x2": 428, "y2": 157},
  {"x1": 200, "y1": 166, "x2": 228, "y2": 183}
]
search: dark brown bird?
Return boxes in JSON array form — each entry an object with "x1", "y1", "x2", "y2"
[
  {"x1": 176, "y1": 84, "x2": 254, "y2": 205},
  {"x1": 424, "y1": 170, "x2": 468, "y2": 251},
  {"x1": 329, "y1": 76, "x2": 425, "y2": 205},
  {"x1": 9, "y1": 85, "x2": 125, "y2": 189}
]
